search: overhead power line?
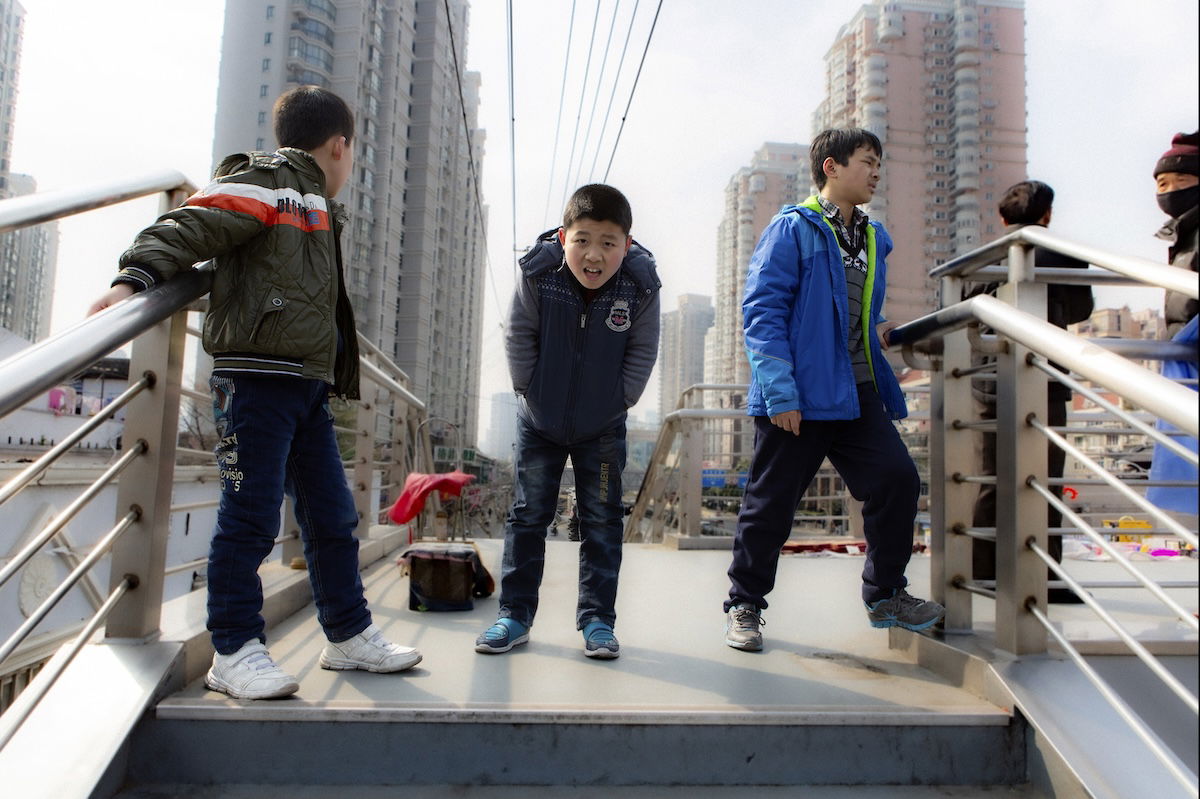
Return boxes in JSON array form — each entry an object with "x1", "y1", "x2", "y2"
[
  {"x1": 541, "y1": 0, "x2": 579, "y2": 226},
  {"x1": 602, "y1": 0, "x2": 664, "y2": 182},
  {"x1": 586, "y1": 0, "x2": 641, "y2": 182},
  {"x1": 507, "y1": 0, "x2": 518, "y2": 279},
  {"x1": 441, "y1": 0, "x2": 506, "y2": 327},
  {"x1": 571, "y1": 0, "x2": 623, "y2": 189},
  {"x1": 559, "y1": 0, "x2": 604, "y2": 210}
]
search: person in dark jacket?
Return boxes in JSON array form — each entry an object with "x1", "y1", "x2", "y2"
[
  {"x1": 723, "y1": 129, "x2": 945, "y2": 653},
  {"x1": 475, "y1": 184, "x2": 660, "y2": 659},
  {"x1": 88, "y1": 87, "x2": 421, "y2": 700},
  {"x1": 965, "y1": 180, "x2": 1094, "y2": 602},
  {"x1": 1153, "y1": 131, "x2": 1198, "y2": 338}
]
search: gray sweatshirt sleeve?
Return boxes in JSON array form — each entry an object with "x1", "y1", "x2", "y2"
[
  {"x1": 622, "y1": 289, "x2": 660, "y2": 407},
  {"x1": 505, "y1": 275, "x2": 540, "y2": 394}
]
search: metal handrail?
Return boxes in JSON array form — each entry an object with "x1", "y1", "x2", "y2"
[
  {"x1": 1029, "y1": 418, "x2": 1197, "y2": 548},
  {"x1": 0, "y1": 374, "x2": 151, "y2": 507},
  {"x1": 1028, "y1": 540, "x2": 1198, "y2": 714},
  {"x1": 0, "y1": 264, "x2": 213, "y2": 418},
  {"x1": 1027, "y1": 478, "x2": 1198, "y2": 630},
  {"x1": 1026, "y1": 597, "x2": 1199, "y2": 795},
  {"x1": 1029, "y1": 355, "x2": 1197, "y2": 465},
  {"x1": 0, "y1": 441, "x2": 147, "y2": 590},
  {"x1": 0, "y1": 170, "x2": 193, "y2": 234},
  {"x1": 929, "y1": 225, "x2": 1199, "y2": 300},
  {"x1": 0, "y1": 576, "x2": 135, "y2": 751},
  {"x1": 0, "y1": 511, "x2": 138, "y2": 667},
  {"x1": 890, "y1": 294, "x2": 1198, "y2": 436}
]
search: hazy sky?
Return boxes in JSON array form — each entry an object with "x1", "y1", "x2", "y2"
[{"x1": 10, "y1": 0, "x2": 1199, "y2": 442}]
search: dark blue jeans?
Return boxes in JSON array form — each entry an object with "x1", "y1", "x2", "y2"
[
  {"x1": 499, "y1": 417, "x2": 627, "y2": 629},
  {"x1": 727, "y1": 383, "x2": 920, "y2": 608},
  {"x1": 208, "y1": 373, "x2": 371, "y2": 654}
]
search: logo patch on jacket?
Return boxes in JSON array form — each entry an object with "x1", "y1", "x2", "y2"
[{"x1": 606, "y1": 299, "x2": 632, "y2": 332}]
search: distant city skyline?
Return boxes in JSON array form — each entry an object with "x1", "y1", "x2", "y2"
[{"x1": 6, "y1": 0, "x2": 1198, "y2": 448}]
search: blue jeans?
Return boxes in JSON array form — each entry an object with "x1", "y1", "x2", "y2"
[
  {"x1": 499, "y1": 417, "x2": 627, "y2": 629},
  {"x1": 208, "y1": 373, "x2": 371, "y2": 654}
]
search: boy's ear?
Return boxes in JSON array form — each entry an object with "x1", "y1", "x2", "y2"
[
  {"x1": 331, "y1": 136, "x2": 348, "y2": 160},
  {"x1": 625, "y1": 235, "x2": 632, "y2": 253},
  {"x1": 822, "y1": 156, "x2": 838, "y2": 181},
  {"x1": 557, "y1": 227, "x2": 565, "y2": 244}
]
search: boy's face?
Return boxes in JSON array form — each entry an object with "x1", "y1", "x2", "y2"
[
  {"x1": 823, "y1": 145, "x2": 881, "y2": 207},
  {"x1": 559, "y1": 218, "x2": 631, "y2": 290},
  {"x1": 1156, "y1": 171, "x2": 1198, "y2": 194}
]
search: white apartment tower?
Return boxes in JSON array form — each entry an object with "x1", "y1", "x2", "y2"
[
  {"x1": 707, "y1": 142, "x2": 807, "y2": 466},
  {"x1": 211, "y1": 0, "x2": 486, "y2": 445},
  {"x1": 658, "y1": 294, "x2": 714, "y2": 421},
  {"x1": 0, "y1": 1, "x2": 57, "y2": 342},
  {"x1": 813, "y1": 0, "x2": 1028, "y2": 324}
]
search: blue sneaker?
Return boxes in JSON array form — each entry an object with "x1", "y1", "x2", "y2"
[
  {"x1": 866, "y1": 589, "x2": 945, "y2": 631},
  {"x1": 474, "y1": 617, "x2": 529, "y2": 654},
  {"x1": 582, "y1": 620, "x2": 620, "y2": 659}
]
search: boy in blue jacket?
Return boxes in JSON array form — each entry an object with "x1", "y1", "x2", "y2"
[
  {"x1": 723, "y1": 129, "x2": 944, "y2": 651},
  {"x1": 476, "y1": 184, "x2": 660, "y2": 659}
]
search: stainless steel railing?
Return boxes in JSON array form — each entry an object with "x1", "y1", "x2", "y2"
[
  {"x1": 0, "y1": 171, "x2": 437, "y2": 735},
  {"x1": 893, "y1": 225, "x2": 1198, "y2": 793}
]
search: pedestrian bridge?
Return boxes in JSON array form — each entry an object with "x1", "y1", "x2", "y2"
[{"x1": 0, "y1": 173, "x2": 1196, "y2": 797}]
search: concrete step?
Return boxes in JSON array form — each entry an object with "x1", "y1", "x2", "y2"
[{"x1": 119, "y1": 543, "x2": 1027, "y2": 789}]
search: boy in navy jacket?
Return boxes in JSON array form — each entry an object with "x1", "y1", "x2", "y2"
[
  {"x1": 723, "y1": 129, "x2": 944, "y2": 651},
  {"x1": 476, "y1": 184, "x2": 660, "y2": 658}
]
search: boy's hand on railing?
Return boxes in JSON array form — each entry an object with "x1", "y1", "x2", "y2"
[
  {"x1": 87, "y1": 284, "x2": 134, "y2": 316},
  {"x1": 877, "y1": 321, "x2": 898, "y2": 350}
]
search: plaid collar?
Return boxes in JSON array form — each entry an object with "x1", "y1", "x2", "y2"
[{"x1": 816, "y1": 194, "x2": 868, "y2": 256}]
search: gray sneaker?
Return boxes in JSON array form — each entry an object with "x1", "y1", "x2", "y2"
[
  {"x1": 725, "y1": 602, "x2": 764, "y2": 651},
  {"x1": 866, "y1": 590, "x2": 945, "y2": 631}
]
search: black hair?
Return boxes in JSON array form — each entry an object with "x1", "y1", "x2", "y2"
[
  {"x1": 272, "y1": 86, "x2": 355, "y2": 152},
  {"x1": 810, "y1": 128, "x2": 883, "y2": 189},
  {"x1": 998, "y1": 180, "x2": 1054, "y2": 225},
  {"x1": 563, "y1": 184, "x2": 633, "y2": 234}
]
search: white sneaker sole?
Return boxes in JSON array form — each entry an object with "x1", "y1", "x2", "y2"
[
  {"x1": 725, "y1": 636, "x2": 763, "y2": 652},
  {"x1": 204, "y1": 669, "x2": 299, "y2": 700},
  {"x1": 584, "y1": 645, "x2": 619, "y2": 659},
  {"x1": 319, "y1": 650, "x2": 423, "y2": 672}
]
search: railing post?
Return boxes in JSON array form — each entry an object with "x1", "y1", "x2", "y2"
[
  {"x1": 994, "y1": 242, "x2": 1049, "y2": 654},
  {"x1": 104, "y1": 309, "x2": 188, "y2": 640},
  {"x1": 353, "y1": 393, "x2": 377, "y2": 538},
  {"x1": 677, "y1": 416, "x2": 704, "y2": 537},
  {"x1": 384, "y1": 397, "x2": 408, "y2": 514},
  {"x1": 932, "y1": 274, "x2": 975, "y2": 631}
]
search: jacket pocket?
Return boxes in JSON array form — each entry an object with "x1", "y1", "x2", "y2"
[{"x1": 250, "y1": 289, "x2": 288, "y2": 344}]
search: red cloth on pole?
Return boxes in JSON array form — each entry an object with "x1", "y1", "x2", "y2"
[{"x1": 389, "y1": 470, "x2": 477, "y2": 524}]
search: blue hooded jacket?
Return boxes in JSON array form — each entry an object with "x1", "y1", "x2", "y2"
[
  {"x1": 743, "y1": 197, "x2": 907, "y2": 421},
  {"x1": 507, "y1": 229, "x2": 661, "y2": 445}
]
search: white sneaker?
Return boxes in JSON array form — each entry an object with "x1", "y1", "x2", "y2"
[
  {"x1": 205, "y1": 641, "x2": 299, "y2": 700},
  {"x1": 320, "y1": 623, "x2": 423, "y2": 673}
]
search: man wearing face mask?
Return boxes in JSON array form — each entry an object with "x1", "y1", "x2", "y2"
[{"x1": 1153, "y1": 131, "x2": 1199, "y2": 338}]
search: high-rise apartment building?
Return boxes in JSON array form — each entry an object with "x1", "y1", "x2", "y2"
[
  {"x1": 211, "y1": 0, "x2": 486, "y2": 444},
  {"x1": 813, "y1": 0, "x2": 1028, "y2": 324},
  {"x1": 658, "y1": 294, "x2": 714, "y2": 420},
  {"x1": 0, "y1": 1, "x2": 57, "y2": 342},
  {"x1": 0, "y1": 174, "x2": 57, "y2": 341},
  {"x1": 706, "y1": 142, "x2": 807, "y2": 465}
]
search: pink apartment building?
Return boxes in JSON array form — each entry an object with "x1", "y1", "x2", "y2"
[{"x1": 813, "y1": 0, "x2": 1029, "y2": 326}]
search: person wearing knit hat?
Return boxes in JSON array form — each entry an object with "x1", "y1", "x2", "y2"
[{"x1": 1153, "y1": 131, "x2": 1198, "y2": 337}]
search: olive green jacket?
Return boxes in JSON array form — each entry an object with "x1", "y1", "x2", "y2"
[{"x1": 114, "y1": 148, "x2": 360, "y2": 398}]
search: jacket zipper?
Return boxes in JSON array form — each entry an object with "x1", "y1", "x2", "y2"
[{"x1": 563, "y1": 297, "x2": 596, "y2": 442}]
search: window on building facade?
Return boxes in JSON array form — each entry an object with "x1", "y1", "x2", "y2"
[
  {"x1": 260, "y1": 84, "x2": 269, "y2": 97},
  {"x1": 264, "y1": 32, "x2": 272, "y2": 45},
  {"x1": 266, "y1": 5, "x2": 274, "y2": 19},
  {"x1": 262, "y1": 58, "x2": 270, "y2": 71}
]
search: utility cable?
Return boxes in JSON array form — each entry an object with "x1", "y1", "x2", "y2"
[
  {"x1": 587, "y1": 0, "x2": 641, "y2": 181},
  {"x1": 507, "y1": 0, "x2": 518, "y2": 279},
  {"x1": 603, "y1": 0, "x2": 664, "y2": 182},
  {"x1": 441, "y1": 0, "x2": 506, "y2": 327},
  {"x1": 541, "y1": 0, "x2": 579, "y2": 225},
  {"x1": 571, "y1": 0, "x2": 622, "y2": 188},
  {"x1": 559, "y1": 0, "x2": 603, "y2": 209}
]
